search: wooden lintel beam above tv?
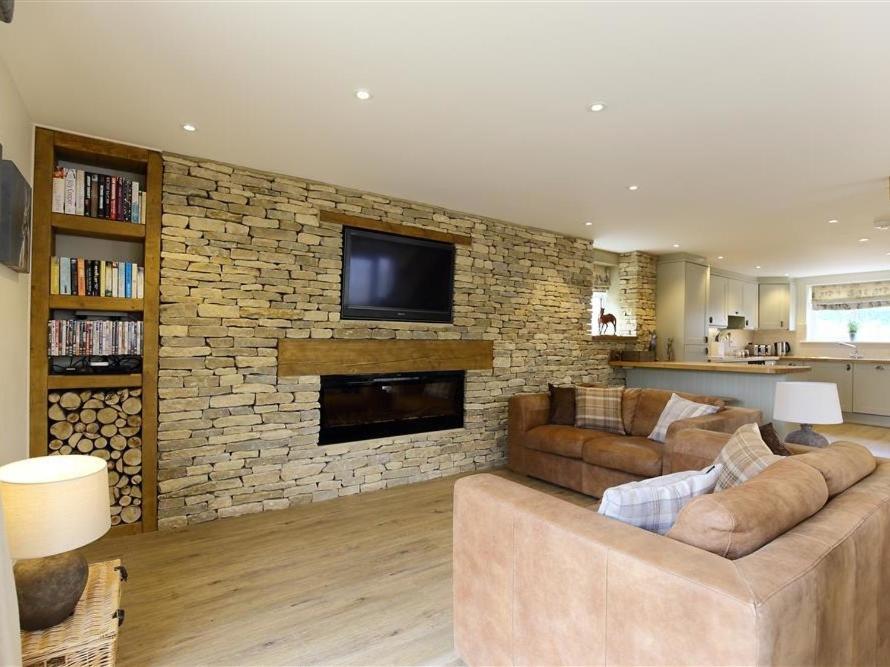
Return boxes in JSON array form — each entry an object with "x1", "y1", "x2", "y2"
[
  {"x1": 278, "y1": 339, "x2": 494, "y2": 376},
  {"x1": 319, "y1": 210, "x2": 472, "y2": 246}
]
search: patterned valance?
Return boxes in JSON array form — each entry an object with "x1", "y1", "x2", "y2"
[
  {"x1": 593, "y1": 264, "x2": 612, "y2": 292},
  {"x1": 811, "y1": 280, "x2": 890, "y2": 311}
]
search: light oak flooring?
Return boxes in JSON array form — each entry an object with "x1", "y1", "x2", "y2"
[
  {"x1": 822, "y1": 422, "x2": 890, "y2": 458},
  {"x1": 84, "y1": 469, "x2": 592, "y2": 667}
]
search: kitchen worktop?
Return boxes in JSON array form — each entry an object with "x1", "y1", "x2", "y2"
[
  {"x1": 707, "y1": 356, "x2": 780, "y2": 363},
  {"x1": 784, "y1": 355, "x2": 890, "y2": 364},
  {"x1": 609, "y1": 361, "x2": 812, "y2": 374}
]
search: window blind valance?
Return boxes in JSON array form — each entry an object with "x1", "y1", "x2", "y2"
[{"x1": 811, "y1": 280, "x2": 890, "y2": 311}]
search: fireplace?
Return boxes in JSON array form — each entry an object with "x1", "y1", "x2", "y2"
[{"x1": 319, "y1": 370, "x2": 465, "y2": 445}]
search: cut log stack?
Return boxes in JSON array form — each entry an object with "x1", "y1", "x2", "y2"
[{"x1": 47, "y1": 388, "x2": 144, "y2": 525}]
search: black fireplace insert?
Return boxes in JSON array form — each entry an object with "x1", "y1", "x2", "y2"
[{"x1": 319, "y1": 370, "x2": 465, "y2": 445}]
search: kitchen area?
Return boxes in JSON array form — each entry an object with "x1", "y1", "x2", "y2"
[{"x1": 611, "y1": 254, "x2": 890, "y2": 451}]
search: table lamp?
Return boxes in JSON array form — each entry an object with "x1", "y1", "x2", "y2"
[
  {"x1": 773, "y1": 382, "x2": 843, "y2": 448},
  {"x1": 0, "y1": 455, "x2": 110, "y2": 630}
]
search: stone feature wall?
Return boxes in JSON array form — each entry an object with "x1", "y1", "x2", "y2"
[
  {"x1": 615, "y1": 252, "x2": 657, "y2": 342},
  {"x1": 156, "y1": 153, "x2": 653, "y2": 528}
]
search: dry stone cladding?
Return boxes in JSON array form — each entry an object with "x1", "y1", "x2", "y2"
[{"x1": 157, "y1": 153, "x2": 656, "y2": 528}]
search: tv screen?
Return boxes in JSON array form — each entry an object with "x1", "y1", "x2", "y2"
[{"x1": 341, "y1": 227, "x2": 455, "y2": 323}]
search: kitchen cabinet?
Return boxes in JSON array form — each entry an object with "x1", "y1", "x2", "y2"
[
  {"x1": 759, "y1": 283, "x2": 792, "y2": 330},
  {"x1": 853, "y1": 363, "x2": 890, "y2": 416},
  {"x1": 742, "y1": 282, "x2": 758, "y2": 329},
  {"x1": 656, "y1": 259, "x2": 709, "y2": 360},
  {"x1": 726, "y1": 279, "x2": 744, "y2": 317},
  {"x1": 808, "y1": 361, "x2": 854, "y2": 413},
  {"x1": 708, "y1": 274, "x2": 728, "y2": 328}
]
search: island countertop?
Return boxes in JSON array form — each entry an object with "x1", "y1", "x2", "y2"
[
  {"x1": 783, "y1": 355, "x2": 890, "y2": 364},
  {"x1": 609, "y1": 360, "x2": 812, "y2": 374}
]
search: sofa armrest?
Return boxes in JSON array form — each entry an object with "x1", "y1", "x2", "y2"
[
  {"x1": 662, "y1": 407, "x2": 761, "y2": 474},
  {"x1": 453, "y1": 474, "x2": 757, "y2": 667},
  {"x1": 508, "y1": 392, "x2": 550, "y2": 436}
]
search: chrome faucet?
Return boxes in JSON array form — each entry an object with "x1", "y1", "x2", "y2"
[{"x1": 838, "y1": 342, "x2": 863, "y2": 359}]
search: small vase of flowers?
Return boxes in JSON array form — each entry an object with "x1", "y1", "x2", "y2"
[{"x1": 848, "y1": 321, "x2": 859, "y2": 342}]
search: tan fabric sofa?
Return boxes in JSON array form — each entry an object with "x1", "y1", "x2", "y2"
[
  {"x1": 454, "y1": 432, "x2": 890, "y2": 666},
  {"x1": 508, "y1": 387, "x2": 761, "y2": 497}
]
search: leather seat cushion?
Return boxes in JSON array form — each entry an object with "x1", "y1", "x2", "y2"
[
  {"x1": 523, "y1": 425, "x2": 612, "y2": 459},
  {"x1": 582, "y1": 435, "x2": 664, "y2": 477}
]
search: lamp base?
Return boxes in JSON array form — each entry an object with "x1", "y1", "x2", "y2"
[
  {"x1": 14, "y1": 551, "x2": 88, "y2": 630},
  {"x1": 784, "y1": 423, "x2": 830, "y2": 448}
]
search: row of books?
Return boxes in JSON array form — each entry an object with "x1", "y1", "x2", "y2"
[
  {"x1": 47, "y1": 320, "x2": 143, "y2": 356},
  {"x1": 52, "y1": 166, "x2": 145, "y2": 223},
  {"x1": 50, "y1": 258, "x2": 144, "y2": 299}
]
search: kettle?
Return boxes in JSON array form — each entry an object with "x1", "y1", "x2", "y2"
[{"x1": 776, "y1": 341, "x2": 791, "y2": 357}]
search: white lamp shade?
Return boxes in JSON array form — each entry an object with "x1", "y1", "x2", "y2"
[
  {"x1": 0, "y1": 455, "x2": 110, "y2": 560},
  {"x1": 773, "y1": 382, "x2": 843, "y2": 426}
]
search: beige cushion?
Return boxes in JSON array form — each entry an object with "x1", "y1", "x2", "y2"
[
  {"x1": 713, "y1": 423, "x2": 781, "y2": 491},
  {"x1": 795, "y1": 441, "x2": 876, "y2": 496},
  {"x1": 648, "y1": 393, "x2": 720, "y2": 443},
  {"x1": 629, "y1": 388, "x2": 724, "y2": 437},
  {"x1": 575, "y1": 386, "x2": 625, "y2": 435},
  {"x1": 667, "y1": 457, "x2": 829, "y2": 559}
]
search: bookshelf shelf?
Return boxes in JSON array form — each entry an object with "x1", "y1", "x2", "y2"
[
  {"x1": 52, "y1": 213, "x2": 146, "y2": 241},
  {"x1": 47, "y1": 374, "x2": 143, "y2": 390},
  {"x1": 31, "y1": 128, "x2": 160, "y2": 533},
  {"x1": 49, "y1": 295, "x2": 144, "y2": 312}
]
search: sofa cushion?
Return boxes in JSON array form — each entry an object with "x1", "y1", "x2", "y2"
[
  {"x1": 582, "y1": 436, "x2": 664, "y2": 477},
  {"x1": 575, "y1": 386, "x2": 625, "y2": 434},
  {"x1": 548, "y1": 384, "x2": 576, "y2": 426},
  {"x1": 630, "y1": 388, "x2": 724, "y2": 437},
  {"x1": 648, "y1": 393, "x2": 720, "y2": 443},
  {"x1": 795, "y1": 441, "x2": 876, "y2": 496},
  {"x1": 621, "y1": 387, "x2": 641, "y2": 435},
  {"x1": 714, "y1": 423, "x2": 781, "y2": 491},
  {"x1": 667, "y1": 457, "x2": 828, "y2": 559},
  {"x1": 598, "y1": 463, "x2": 723, "y2": 534},
  {"x1": 523, "y1": 425, "x2": 611, "y2": 459}
]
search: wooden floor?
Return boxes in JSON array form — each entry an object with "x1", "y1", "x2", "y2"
[
  {"x1": 84, "y1": 470, "x2": 593, "y2": 667},
  {"x1": 822, "y1": 422, "x2": 890, "y2": 458}
]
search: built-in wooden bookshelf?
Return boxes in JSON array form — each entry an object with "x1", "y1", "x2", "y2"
[{"x1": 29, "y1": 128, "x2": 160, "y2": 534}]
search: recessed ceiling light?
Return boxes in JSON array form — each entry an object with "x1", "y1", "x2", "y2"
[
  {"x1": 182, "y1": 123, "x2": 197, "y2": 132},
  {"x1": 585, "y1": 221, "x2": 593, "y2": 226},
  {"x1": 755, "y1": 265, "x2": 761, "y2": 269},
  {"x1": 354, "y1": 89, "x2": 372, "y2": 101},
  {"x1": 589, "y1": 102, "x2": 606, "y2": 112},
  {"x1": 784, "y1": 273, "x2": 790, "y2": 277},
  {"x1": 874, "y1": 220, "x2": 890, "y2": 231},
  {"x1": 672, "y1": 243, "x2": 680, "y2": 248},
  {"x1": 828, "y1": 219, "x2": 839, "y2": 224},
  {"x1": 859, "y1": 237, "x2": 870, "y2": 242},
  {"x1": 717, "y1": 255, "x2": 724, "y2": 260},
  {"x1": 627, "y1": 185, "x2": 639, "y2": 191}
]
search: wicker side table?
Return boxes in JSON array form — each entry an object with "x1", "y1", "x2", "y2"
[{"x1": 21, "y1": 559, "x2": 126, "y2": 667}]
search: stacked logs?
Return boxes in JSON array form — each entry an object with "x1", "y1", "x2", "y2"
[{"x1": 47, "y1": 388, "x2": 143, "y2": 526}]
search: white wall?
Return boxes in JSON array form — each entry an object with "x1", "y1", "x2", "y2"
[{"x1": 0, "y1": 56, "x2": 32, "y2": 467}]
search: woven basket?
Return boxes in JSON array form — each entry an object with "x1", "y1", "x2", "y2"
[{"x1": 21, "y1": 559, "x2": 123, "y2": 667}]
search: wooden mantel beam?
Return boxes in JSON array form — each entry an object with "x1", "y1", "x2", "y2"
[{"x1": 319, "y1": 210, "x2": 472, "y2": 246}]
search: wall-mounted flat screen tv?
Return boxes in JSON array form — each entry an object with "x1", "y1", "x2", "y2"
[{"x1": 341, "y1": 227, "x2": 455, "y2": 323}]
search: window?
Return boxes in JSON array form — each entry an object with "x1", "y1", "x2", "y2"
[{"x1": 807, "y1": 279, "x2": 890, "y2": 342}]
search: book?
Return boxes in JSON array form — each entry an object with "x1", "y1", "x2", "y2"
[
  {"x1": 75, "y1": 170, "x2": 85, "y2": 216},
  {"x1": 137, "y1": 267, "x2": 144, "y2": 298},
  {"x1": 47, "y1": 319, "x2": 143, "y2": 356},
  {"x1": 50, "y1": 258, "x2": 60, "y2": 295},
  {"x1": 63, "y1": 168, "x2": 77, "y2": 214},
  {"x1": 76, "y1": 258, "x2": 86, "y2": 296},
  {"x1": 131, "y1": 181, "x2": 139, "y2": 223},
  {"x1": 124, "y1": 263, "x2": 131, "y2": 298},
  {"x1": 59, "y1": 257, "x2": 69, "y2": 295},
  {"x1": 52, "y1": 167, "x2": 65, "y2": 213},
  {"x1": 139, "y1": 192, "x2": 146, "y2": 223}
]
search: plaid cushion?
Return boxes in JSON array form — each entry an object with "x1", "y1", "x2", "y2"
[
  {"x1": 714, "y1": 423, "x2": 781, "y2": 491},
  {"x1": 598, "y1": 464, "x2": 723, "y2": 534},
  {"x1": 575, "y1": 386, "x2": 625, "y2": 434},
  {"x1": 648, "y1": 393, "x2": 720, "y2": 443}
]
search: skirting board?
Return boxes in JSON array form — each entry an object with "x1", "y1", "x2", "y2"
[{"x1": 278, "y1": 339, "x2": 494, "y2": 376}]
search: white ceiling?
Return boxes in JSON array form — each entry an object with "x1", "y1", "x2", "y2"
[{"x1": 2, "y1": 2, "x2": 890, "y2": 277}]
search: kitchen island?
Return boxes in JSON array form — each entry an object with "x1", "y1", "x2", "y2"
[{"x1": 609, "y1": 360, "x2": 811, "y2": 423}]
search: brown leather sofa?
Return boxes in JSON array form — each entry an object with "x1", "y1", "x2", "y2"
[
  {"x1": 454, "y1": 432, "x2": 890, "y2": 666},
  {"x1": 508, "y1": 387, "x2": 761, "y2": 497}
]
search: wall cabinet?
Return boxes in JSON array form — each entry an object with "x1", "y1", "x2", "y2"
[
  {"x1": 726, "y1": 279, "x2": 744, "y2": 318},
  {"x1": 853, "y1": 363, "x2": 890, "y2": 416},
  {"x1": 707, "y1": 274, "x2": 728, "y2": 328},
  {"x1": 742, "y1": 281, "x2": 758, "y2": 329},
  {"x1": 759, "y1": 283, "x2": 792, "y2": 330}
]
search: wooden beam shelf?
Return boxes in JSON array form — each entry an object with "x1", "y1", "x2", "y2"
[
  {"x1": 47, "y1": 374, "x2": 142, "y2": 390},
  {"x1": 49, "y1": 295, "x2": 144, "y2": 312},
  {"x1": 278, "y1": 339, "x2": 494, "y2": 376},
  {"x1": 319, "y1": 209, "x2": 472, "y2": 246},
  {"x1": 52, "y1": 213, "x2": 146, "y2": 241}
]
